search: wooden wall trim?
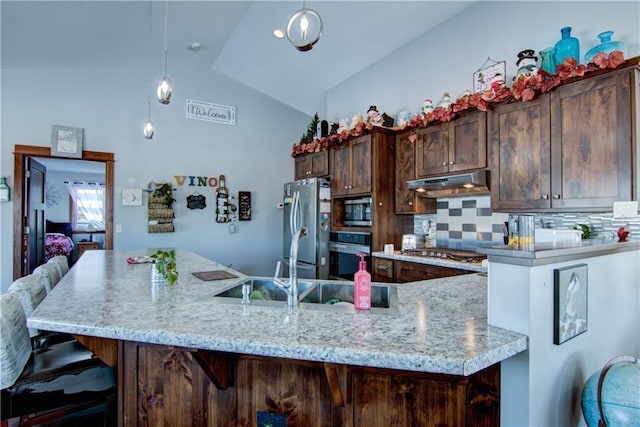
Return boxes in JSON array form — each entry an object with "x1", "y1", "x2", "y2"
[{"x1": 12, "y1": 144, "x2": 115, "y2": 279}]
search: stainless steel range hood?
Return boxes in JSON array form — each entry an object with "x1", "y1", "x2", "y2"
[{"x1": 406, "y1": 170, "x2": 490, "y2": 198}]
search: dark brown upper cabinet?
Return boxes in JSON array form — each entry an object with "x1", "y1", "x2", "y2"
[
  {"x1": 330, "y1": 135, "x2": 372, "y2": 197},
  {"x1": 416, "y1": 110, "x2": 487, "y2": 178},
  {"x1": 490, "y1": 64, "x2": 638, "y2": 211},
  {"x1": 395, "y1": 130, "x2": 435, "y2": 214},
  {"x1": 294, "y1": 151, "x2": 329, "y2": 180}
]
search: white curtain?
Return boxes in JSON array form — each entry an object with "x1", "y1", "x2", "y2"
[{"x1": 65, "y1": 181, "x2": 105, "y2": 230}]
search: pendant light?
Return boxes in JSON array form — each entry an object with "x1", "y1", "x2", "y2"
[
  {"x1": 143, "y1": 102, "x2": 155, "y2": 139},
  {"x1": 157, "y1": 0, "x2": 173, "y2": 104},
  {"x1": 286, "y1": 1, "x2": 323, "y2": 52}
]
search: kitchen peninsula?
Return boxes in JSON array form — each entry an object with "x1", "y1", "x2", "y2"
[{"x1": 29, "y1": 249, "x2": 526, "y2": 426}]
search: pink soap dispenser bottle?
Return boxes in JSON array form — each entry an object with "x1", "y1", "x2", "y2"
[{"x1": 354, "y1": 253, "x2": 371, "y2": 310}]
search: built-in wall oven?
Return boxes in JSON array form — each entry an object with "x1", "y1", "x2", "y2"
[{"x1": 329, "y1": 231, "x2": 371, "y2": 280}]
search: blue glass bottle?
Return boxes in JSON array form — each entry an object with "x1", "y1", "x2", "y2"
[
  {"x1": 584, "y1": 31, "x2": 628, "y2": 64},
  {"x1": 554, "y1": 26, "x2": 580, "y2": 65}
]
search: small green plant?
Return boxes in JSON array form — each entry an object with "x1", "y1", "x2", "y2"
[
  {"x1": 574, "y1": 224, "x2": 591, "y2": 240},
  {"x1": 153, "y1": 183, "x2": 176, "y2": 208},
  {"x1": 150, "y1": 249, "x2": 178, "y2": 284}
]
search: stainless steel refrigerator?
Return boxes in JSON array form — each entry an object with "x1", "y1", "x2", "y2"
[{"x1": 283, "y1": 178, "x2": 331, "y2": 280}]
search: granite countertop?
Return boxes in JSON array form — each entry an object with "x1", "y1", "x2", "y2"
[
  {"x1": 29, "y1": 249, "x2": 527, "y2": 376},
  {"x1": 372, "y1": 251, "x2": 486, "y2": 273},
  {"x1": 477, "y1": 239, "x2": 640, "y2": 266}
]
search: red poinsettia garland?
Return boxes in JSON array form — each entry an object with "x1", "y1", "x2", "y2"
[{"x1": 291, "y1": 51, "x2": 627, "y2": 157}]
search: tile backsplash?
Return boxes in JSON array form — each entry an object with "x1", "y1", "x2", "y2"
[{"x1": 413, "y1": 195, "x2": 640, "y2": 250}]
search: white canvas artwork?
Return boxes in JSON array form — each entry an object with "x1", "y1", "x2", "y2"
[{"x1": 554, "y1": 264, "x2": 588, "y2": 345}]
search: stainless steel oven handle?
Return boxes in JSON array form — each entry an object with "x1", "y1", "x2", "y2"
[{"x1": 329, "y1": 242, "x2": 371, "y2": 255}]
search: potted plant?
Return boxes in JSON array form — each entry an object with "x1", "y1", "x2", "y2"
[
  {"x1": 153, "y1": 183, "x2": 176, "y2": 208},
  {"x1": 150, "y1": 249, "x2": 178, "y2": 284}
]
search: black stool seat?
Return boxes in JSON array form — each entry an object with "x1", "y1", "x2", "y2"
[{"x1": 1, "y1": 339, "x2": 117, "y2": 422}]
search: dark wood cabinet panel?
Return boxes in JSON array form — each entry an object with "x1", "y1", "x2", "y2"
[
  {"x1": 489, "y1": 96, "x2": 552, "y2": 211},
  {"x1": 490, "y1": 65, "x2": 638, "y2": 211},
  {"x1": 394, "y1": 260, "x2": 473, "y2": 283},
  {"x1": 350, "y1": 136, "x2": 372, "y2": 194},
  {"x1": 294, "y1": 151, "x2": 329, "y2": 180},
  {"x1": 352, "y1": 364, "x2": 499, "y2": 427},
  {"x1": 417, "y1": 122, "x2": 449, "y2": 177},
  {"x1": 395, "y1": 130, "x2": 436, "y2": 214},
  {"x1": 417, "y1": 111, "x2": 487, "y2": 178},
  {"x1": 550, "y1": 70, "x2": 633, "y2": 209},
  {"x1": 330, "y1": 144, "x2": 351, "y2": 196},
  {"x1": 449, "y1": 110, "x2": 487, "y2": 173},
  {"x1": 330, "y1": 136, "x2": 371, "y2": 196},
  {"x1": 372, "y1": 257, "x2": 393, "y2": 282},
  {"x1": 119, "y1": 340, "x2": 498, "y2": 427}
]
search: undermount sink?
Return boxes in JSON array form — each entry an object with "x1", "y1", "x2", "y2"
[
  {"x1": 300, "y1": 281, "x2": 399, "y2": 315},
  {"x1": 212, "y1": 277, "x2": 398, "y2": 314},
  {"x1": 213, "y1": 277, "x2": 315, "y2": 304}
]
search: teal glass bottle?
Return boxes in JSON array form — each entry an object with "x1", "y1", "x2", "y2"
[
  {"x1": 539, "y1": 47, "x2": 557, "y2": 74},
  {"x1": 554, "y1": 26, "x2": 580, "y2": 65},
  {"x1": 584, "y1": 31, "x2": 628, "y2": 64}
]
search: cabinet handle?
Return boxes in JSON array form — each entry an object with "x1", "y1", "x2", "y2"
[
  {"x1": 344, "y1": 185, "x2": 349, "y2": 190},
  {"x1": 377, "y1": 265, "x2": 389, "y2": 271},
  {"x1": 541, "y1": 195, "x2": 549, "y2": 200},
  {"x1": 552, "y1": 194, "x2": 561, "y2": 200},
  {"x1": 408, "y1": 201, "x2": 413, "y2": 206},
  {"x1": 449, "y1": 161, "x2": 454, "y2": 165},
  {"x1": 442, "y1": 162, "x2": 447, "y2": 166}
]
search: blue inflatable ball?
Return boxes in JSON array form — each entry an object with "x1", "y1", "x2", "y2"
[{"x1": 581, "y1": 357, "x2": 640, "y2": 426}]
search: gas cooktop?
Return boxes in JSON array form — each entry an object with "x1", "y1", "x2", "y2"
[{"x1": 400, "y1": 248, "x2": 487, "y2": 263}]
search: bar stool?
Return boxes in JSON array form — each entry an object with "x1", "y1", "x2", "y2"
[
  {"x1": 47, "y1": 255, "x2": 70, "y2": 277},
  {"x1": 8, "y1": 274, "x2": 74, "y2": 349},
  {"x1": 0, "y1": 293, "x2": 117, "y2": 426},
  {"x1": 8, "y1": 274, "x2": 47, "y2": 340},
  {"x1": 32, "y1": 263, "x2": 61, "y2": 293}
]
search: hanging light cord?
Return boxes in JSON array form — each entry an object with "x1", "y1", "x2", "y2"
[{"x1": 162, "y1": 0, "x2": 168, "y2": 77}]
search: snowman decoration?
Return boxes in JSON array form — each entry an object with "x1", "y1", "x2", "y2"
[{"x1": 515, "y1": 49, "x2": 539, "y2": 78}]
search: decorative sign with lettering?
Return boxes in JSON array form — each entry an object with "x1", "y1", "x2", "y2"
[{"x1": 186, "y1": 99, "x2": 236, "y2": 125}]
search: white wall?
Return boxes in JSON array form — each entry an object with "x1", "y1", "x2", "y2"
[
  {"x1": 326, "y1": 1, "x2": 640, "y2": 122},
  {"x1": 0, "y1": 63, "x2": 310, "y2": 291},
  {"x1": 488, "y1": 250, "x2": 640, "y2": 426}
]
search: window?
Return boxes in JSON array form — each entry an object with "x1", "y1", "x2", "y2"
[{"x1": 65, "y1": 181, "x2": 105, "y2": 231}]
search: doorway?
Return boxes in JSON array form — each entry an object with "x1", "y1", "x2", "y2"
[{"x1": 12, "y1": 145, "x2": 114, "y2": 280}]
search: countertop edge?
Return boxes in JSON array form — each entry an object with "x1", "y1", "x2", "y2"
[
  {"x1": 477, "y1": 240, "x2": 639, "y2": 266},
  {"x1": 372, "y1": 251, "x2": 486, "y2": 273}
]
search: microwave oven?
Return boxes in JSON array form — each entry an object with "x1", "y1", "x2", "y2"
[{"x1": 343, "y1": 197, "x2": 372, "y2": 226}]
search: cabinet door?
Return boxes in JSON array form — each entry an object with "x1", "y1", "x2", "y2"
[
  {"x1": 550, "y1": 71, "x2": 633, "y2": 209},
  {"x1": 349, "y1": 136, "x2": 372, "y2": 194},
  {"x1": 489, "y1": 96, "x2": 552, "y2": 211},
  {"x1": 310, "y1": 151, "x2": 329, "y2": 177},
  {"x1": 393, "y1": 261, "x2": 472, "y2": 282},
  {"x1": 416, "y1": 123, "x2": 449, "y2": 177},
  {"x1": 395, "y1": 131, "x2": 418, "y2": 213},
  {"x1": 372, "y1": 258, "x2": 394, "y2": 282},
  {"x1": 448, "y1": 110, "x2": 487, "y2": 172},
  {"x1": 330, "y1": 144, "x2": 351, "y2": 196},
  {"x1": 294, "y1": 155, "x2": 311, "y2": 180}
]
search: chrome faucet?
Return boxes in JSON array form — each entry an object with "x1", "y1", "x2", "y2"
[{"x1": 274, "y1": 226, "x2": 308, "y2": 307}]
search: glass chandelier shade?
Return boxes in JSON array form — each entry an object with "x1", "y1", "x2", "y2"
[
  {"x1": 143, "y1": 102, "x2": 154, "y2": 139},
  {"x1": 286, "y1": 6, "x2": 322, "y2": 52},
  {"x1": 156, "y1": 76, "x2": 172, "y2": 105}
]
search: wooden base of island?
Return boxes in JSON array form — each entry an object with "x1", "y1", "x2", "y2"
[{"x1": 82, "y1": 337, "x2": 500, "y2": 426}]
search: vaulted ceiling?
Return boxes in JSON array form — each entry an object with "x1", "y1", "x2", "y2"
[{"x1": 2, "y1": 1, "x2": 476, "y2": 116}]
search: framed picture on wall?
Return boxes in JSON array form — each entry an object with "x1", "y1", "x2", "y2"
[
  {"x1": 122, "y1": 187, "x2": 143, "y2": 206},
  {"x1": 554, "y1": 264, "x2": 588, "y2": 345},
  {"x1": 51, "y1": 125, "x2": 84, "y2": 158}
]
